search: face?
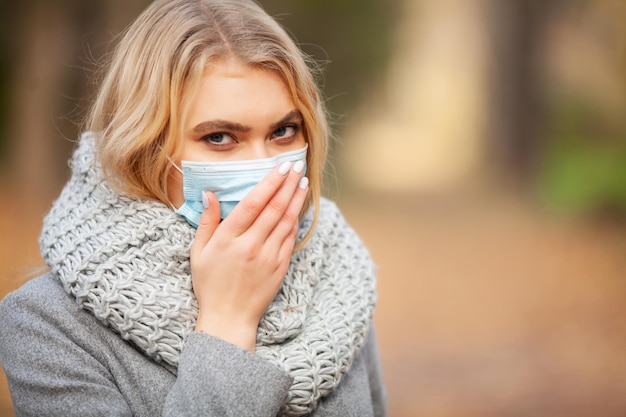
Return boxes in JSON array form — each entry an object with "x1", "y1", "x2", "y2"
[{"x1": 167, "y1": 58, "x2": 306, "y2": 207}]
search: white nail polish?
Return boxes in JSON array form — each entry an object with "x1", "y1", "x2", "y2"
[
  {"x1": 278, "y1": 161, "x2": 291, "y2": 175},
  {"x1": 298, "y1": 177, "x2": 309, "y2": 189},
  {"x1": 202, "y1": 191, "x2": 209, "y2": 209},
  {"x1": 293, "y1": 160, "x2": 305, "y2": 174}
]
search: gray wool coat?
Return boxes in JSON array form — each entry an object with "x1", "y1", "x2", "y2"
[{"x1": 0, "y1": 273, "x2": 387, "y2": 417}]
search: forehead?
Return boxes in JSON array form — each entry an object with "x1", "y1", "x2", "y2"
[{"x1": 184, "y1": 59, "x2": 297, "y2": 127}]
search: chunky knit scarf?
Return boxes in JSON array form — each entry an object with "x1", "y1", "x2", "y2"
[{"x1": 39, "y1": 133, "x2": 377, "y2": 416}]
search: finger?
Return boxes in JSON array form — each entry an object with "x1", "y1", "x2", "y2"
[
  {"x1": 264, "y1": 175, "x2": 308, "y2": 248},
  {"x1": 274, "y1": 221, "x2": 299, "y2": 275},
  {"x1": 247, "y1": 161, "x2": 305, "y2": 241},
  {"x1": 222, "y1": 161, "x2": 292, "y2": 236},
  {"x1": 191, "y1": 191, "x2": 221, "y2": 258}
]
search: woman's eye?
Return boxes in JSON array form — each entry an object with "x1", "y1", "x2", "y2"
[
  {"x1": 272, "y1": 125, "x2": 297, "y2": 139},
  {"x1": 202, "y1": 132, "x2": 235, "y2": 145}
]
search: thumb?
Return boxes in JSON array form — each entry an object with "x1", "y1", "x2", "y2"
[{"x1": 191, "y1": 191, "x2": 221, "y2": 255}]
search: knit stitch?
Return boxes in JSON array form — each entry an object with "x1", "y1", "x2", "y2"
[{"x1": 39, "y1": 132, "x2": 377, "y2": 416}]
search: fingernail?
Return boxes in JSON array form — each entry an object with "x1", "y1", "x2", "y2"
[
  {"x1": 298, "y1": 177, "x2": 309, "y2": 189},
  {"x1": 278, "y1": 161, "x2": 291, "y2": 175},
  {"x1": 293, "y1": 160, "x2": 305, "y2": 174},
  {"x1": 202, "y1": 191, "x2": 209, "y2": 209}
]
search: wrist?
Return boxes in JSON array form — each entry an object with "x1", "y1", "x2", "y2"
[{"x1": 195, "y1": 315, "x2": 258, "y2": 352}]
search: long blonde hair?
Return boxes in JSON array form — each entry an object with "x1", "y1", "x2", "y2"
[{"x1": 87, "y1": 0, "x2": 328, "y2": 244}]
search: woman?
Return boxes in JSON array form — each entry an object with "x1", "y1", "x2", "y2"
[{"x1": 0, "y1": 0, "x2": 386, "y2": 416}]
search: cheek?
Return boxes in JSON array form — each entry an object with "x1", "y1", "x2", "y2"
[{"x1": 166, "y1": 167, "x2": 184, "y2": 208}]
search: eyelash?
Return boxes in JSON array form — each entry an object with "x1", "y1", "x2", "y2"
[
  {"x1": 200, "y1": 124, "x2": 300, "y2": 147},
  {"x1": 200, "y1": 133, "x2": 235, "y2": 147},
  {"x1": 272, "y1": 124, "x2": 299, "y2": 141}
]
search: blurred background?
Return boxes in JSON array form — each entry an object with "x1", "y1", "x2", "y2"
[{"x1": 1, "y1": 0, "x2": 626, "y2": 416}]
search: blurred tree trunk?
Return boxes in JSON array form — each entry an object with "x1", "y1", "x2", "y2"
[
  {"x1": 9, "y1": 2, "x2": 72, "y2": 206},
  {"x1": 8, "y1": 0, "x2": 149, "y2": 208},
  {"x1": 486, "y1": 0, "x2": 548, "y2": 185}
]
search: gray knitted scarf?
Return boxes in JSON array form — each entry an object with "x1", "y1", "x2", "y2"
[{"x1": 39, "y1": 133, "x2": 377, "y2": 416}]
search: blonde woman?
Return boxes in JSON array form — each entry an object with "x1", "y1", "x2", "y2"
[{"x1": 0, "y1": 0, "x2": 385, "y2": 416}]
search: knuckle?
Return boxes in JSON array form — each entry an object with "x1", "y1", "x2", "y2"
[
  {"x1": 268, "y1": 196, "x2": 286, "y2": 213},
  {"x1": 281, "y1": 210, "x2": 298, "y2": 226},
  {"x1": 197, "y1": 217, "x2": 212, "y2": 229},
  {"x1": 240, "y1": 196, "x2": 263, "y2": 216},
  {"x1": 238, "y1": 239, "x2": 260, "y2": 261}
]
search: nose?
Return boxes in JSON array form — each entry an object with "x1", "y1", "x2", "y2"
[{"x1": 248, "y1": 141, "x2": 271, "y2": 160}]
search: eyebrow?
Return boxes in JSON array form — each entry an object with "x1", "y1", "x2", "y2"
[
  {"x1": 192, "y1": 120, "x2": 251, "y2": 133},
  {"x1": 269, "y1": 110, "x2": 303, "y2": 131},
  {"x1": 192, "y1": 109, "x2": 303, "y2": 134}
]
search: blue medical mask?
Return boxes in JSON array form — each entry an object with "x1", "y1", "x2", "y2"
[{"x1": 172, "y1": 145, "x2": 308, "y2": 227}]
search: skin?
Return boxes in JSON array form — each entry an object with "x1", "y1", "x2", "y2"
[{"x1": 167, "y1": 58, "x2": 309, "y2": 351}]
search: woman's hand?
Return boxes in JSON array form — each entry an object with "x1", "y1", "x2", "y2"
[{"x1": 190, "y1": 161, "x2": 308, "y2": 351}]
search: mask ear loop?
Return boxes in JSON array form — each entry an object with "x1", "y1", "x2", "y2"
[
  {"x1": 165, "y1": 155, "x2": 184, "y2": 210},
  {"x1": 166, "y1": 155, "x2": 184, "y2": 174}
]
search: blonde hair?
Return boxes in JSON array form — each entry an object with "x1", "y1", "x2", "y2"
[{"x1": 87, "y1": 0, "x2": 329, "y2": 245}]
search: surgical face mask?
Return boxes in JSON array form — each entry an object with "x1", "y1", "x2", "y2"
[{"x1": 172, "y1": 145, "x2": 308, "y2": 227}]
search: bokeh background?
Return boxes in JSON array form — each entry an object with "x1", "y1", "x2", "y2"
[{"x1": 1, "y1": 0, "x2": 626, "y2": 416}]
